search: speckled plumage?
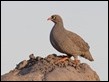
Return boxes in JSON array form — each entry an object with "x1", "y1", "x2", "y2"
[{"x1": 48, "y1": 15, "x2": 94, "y2": 61}]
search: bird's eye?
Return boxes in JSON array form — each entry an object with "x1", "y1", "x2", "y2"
[{"x1": 52, "y1": 16, "x2": 56, "y2": 20}]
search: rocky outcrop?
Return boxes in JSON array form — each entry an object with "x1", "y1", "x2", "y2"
[{"x1": 1, "y1": 54, "x2": 100, "y2": 81}]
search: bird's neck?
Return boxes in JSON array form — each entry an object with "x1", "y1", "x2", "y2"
[
  {"x1": 51, "y1": 22, "x2": 65, "y2": 35},
  {"x1": 54, "y1": 22, "x2": 64, "y2": 30}
]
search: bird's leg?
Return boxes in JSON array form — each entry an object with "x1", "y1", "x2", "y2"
[
  {"x1": 55, "y1": 56, "x2": 68, "y2": 64},
  {"x1": 73, "y1": 56, "x2": 80, "y2": 66}
]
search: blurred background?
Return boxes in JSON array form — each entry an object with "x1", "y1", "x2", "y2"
[{"x1": 1, "y1": 1, "x2": 108, "y2": 81}]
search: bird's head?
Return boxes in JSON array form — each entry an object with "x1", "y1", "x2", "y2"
[{"x1": 47, "y1": 15, "x2": 63, "y2": 23}]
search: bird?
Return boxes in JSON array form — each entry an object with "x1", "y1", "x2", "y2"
[{"x1": 47, "y1": 14, "x2": 94, "y2": 65}]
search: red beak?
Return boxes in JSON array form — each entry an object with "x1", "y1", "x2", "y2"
[{"x1": 47, "y1": 17, "x2": 52, "y2": 20}]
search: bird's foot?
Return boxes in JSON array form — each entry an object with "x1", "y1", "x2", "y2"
[
  {"x1": 72, "y1": 59, "x2": 80, "y2": 68},
  {"x1": 55, "y1": 56, "x2": 68, "y2": 64}
]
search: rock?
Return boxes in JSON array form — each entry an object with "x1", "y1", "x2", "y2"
[
  {"x1": 29, "y1": 54, "x2": 35, "y2": 60},
  {"x1": 1, "y1": 54, "x2": 100, "y2": 81},
  {"x1": 15, "y1": 60, "x2": 28, "y2": 70}
]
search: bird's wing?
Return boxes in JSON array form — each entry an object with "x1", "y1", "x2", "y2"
[{"x1": 66, "y1": 30, "x2": 90, "y2": 51}]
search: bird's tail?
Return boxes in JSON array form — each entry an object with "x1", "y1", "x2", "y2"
[{"x1": 80, "y1": 51, "x2": 94, "y2": 61}]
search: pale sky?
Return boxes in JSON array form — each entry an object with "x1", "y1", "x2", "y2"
[{"x1": 1, "y1": 1, "x2": 108, "y2": 81}]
